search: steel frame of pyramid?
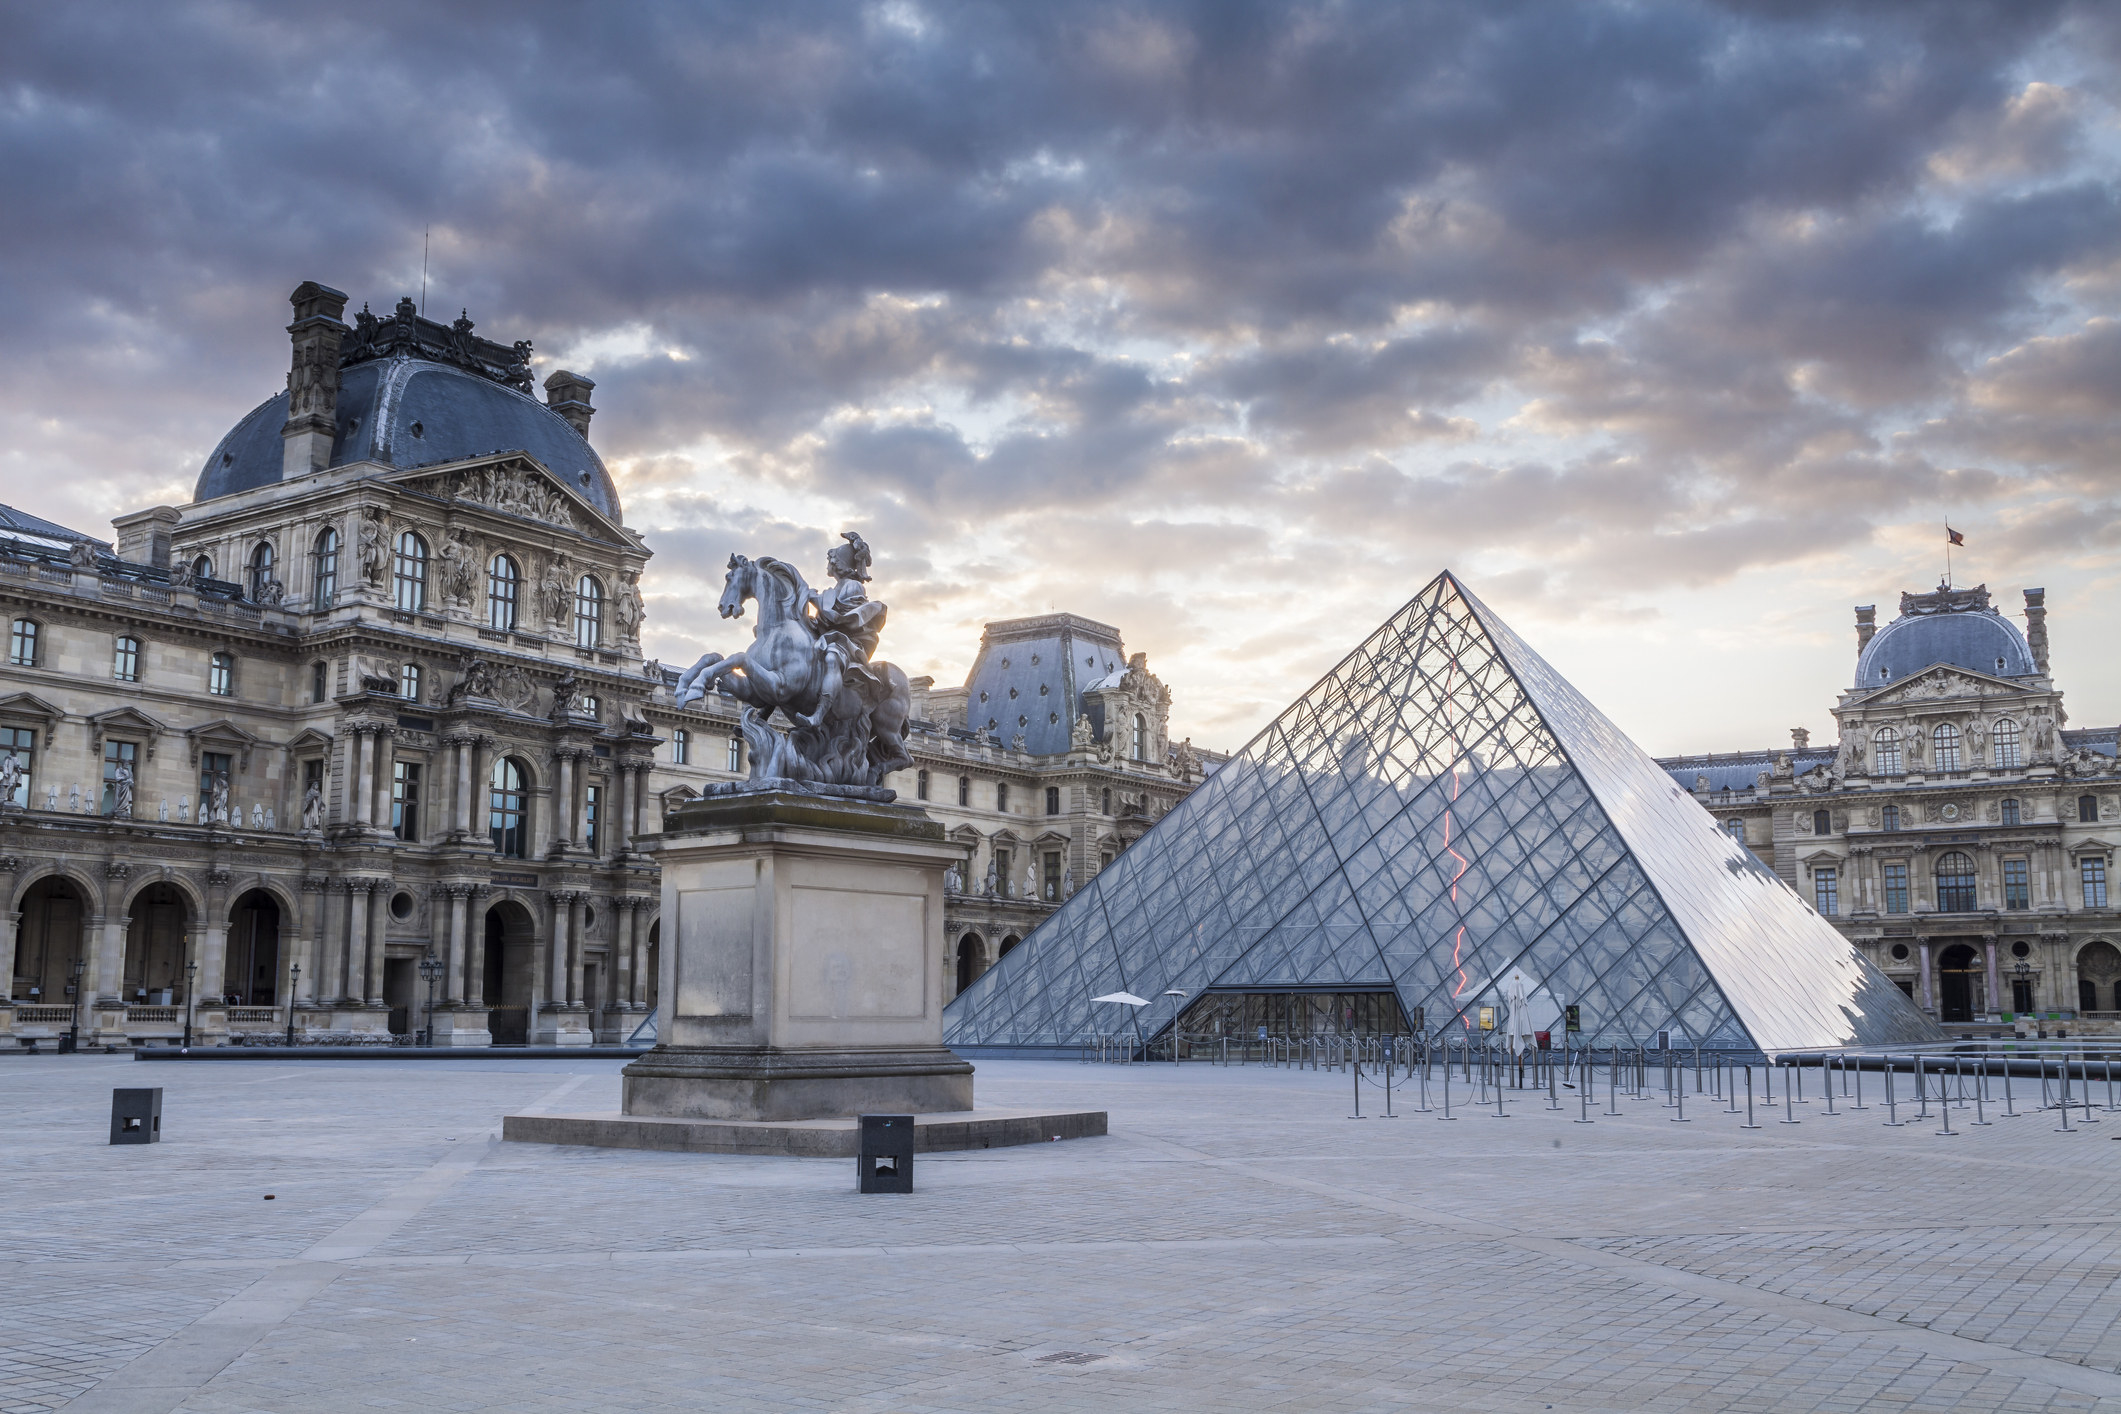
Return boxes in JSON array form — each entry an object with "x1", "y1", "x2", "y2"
[{"x1": 944, "y1": 572, "x2": 1940, "y2": 1057}]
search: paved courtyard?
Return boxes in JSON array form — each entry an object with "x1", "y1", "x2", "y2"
[{"x1": 3, "y1": 1053, "x2": 2119, "y2": 1414}]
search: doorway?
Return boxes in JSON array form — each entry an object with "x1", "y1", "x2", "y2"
[
  {"x1": 384, "y1": 956, "x2": 415, "y2": 1036},
  {"x1": 226, "y1": 890, "x2": 281, "y2": 1006},
  {"x1": 124, "y1": 884, "x2": 190, "y2": 1004},
  {"x1": 482, "y1": 900, "x2": 536, "y2": 1044},
  {"x1": 1938, "y1": 942, "x2": 1982, "y2": 1022},
  {"x1": 17, "y1": 876, "x2": 85, "y2": 1004}
]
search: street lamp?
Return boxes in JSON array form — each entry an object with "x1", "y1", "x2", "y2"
[
  {"x1": 2012, "y1": 959, "x2": 2034, "y2": 1036},
  {"x1": 417, "y1": 951, "x2": 445, "y2": 1048},
  {"x1": 1163, "y1": 988, "x2": 1187, "y2": 1064},
  {"x1": 183, "y1": 959, "x2": 199, "y2": 1049},
  {"x1": 285, "y1": 962, "x2": 301, "y2": 1047}
]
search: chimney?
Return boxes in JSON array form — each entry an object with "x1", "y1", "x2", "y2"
[
  {"x1": 1790, "y1": 727, "x2": 1810, "y2": 751},
  {"x1": 2024, "y1": 588, "x2": 2048, "y2": 674},
  {"x1": 543, "y1": 369, "x2": 596, "y2": 439},
  {"x1": 1854, "y1": 604, "x2": 1876, "y2": 654},
  {"x1": 111, "y1": 505, "x2": 181, "y2": 569},
  {"x1": 280, "y1": 281, "x2": 351, "y2": 479}
]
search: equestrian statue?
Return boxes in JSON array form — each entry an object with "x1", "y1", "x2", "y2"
[{"x1": 672, "y1": 531, "x2": 913, "y2": 795}]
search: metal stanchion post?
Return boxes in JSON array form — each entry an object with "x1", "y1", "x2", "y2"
[
  {"x1": 1824, "y1": 1058, "x2": 1837, "y2": 1115},
  {"x1": 1939, "y1": 1069, "x2": 1956, "y2": 1135},
  {"x1": 1576, "y1": 1048, "x2": 1593, "y2": 1123},
  {"x1": 1885, "y1": 1057, "x2": 1902, "y2": 1127},
  {"x1": 1914, "y1": 1055, "x2": 1928, "y2": 1120},
  {"x1": 1608, "y1": 1046, "x2": 1620, "y2": 1116},
  {"x1": 1851, "y1": 1055, "x2": 1867, "y2": 1111},
  {"x1": 1779, "y1": 1061, "x2": 1801, "y2": 1125},
  {"x1": 1439, "y1": 1047, "x2": 1455, "y2": 1121},
  {"x1": 1672, "y1": 1066, "x2": 1689, "y2": 1122},
  {"x1": 1973, "y1": 1058, "x2": 1991, "y2": 1125},
  {"x1": 2079, "y1": 1056, "x2": 2096, "y2": 1125},
  {"x1": 2056, "y1": 1056, "x2": 2073, "y2": 1133},
  {"x1": 1350, "y1": 1055, "x2": 1363, "y2": 1120},
  {"x1": 1742, "y1": 1066, "x2": 1759, "y2": 1129},
  {"x1": 1548, "y1": 1048, "x2": 1561, "y2": 1111},
  {"x1": 1724, "y1": 1057, "x2": 1739, "y2": 1114},
  {"x1": 2003, "y1": 1057, "x2": 2015, "y2": 1117}
]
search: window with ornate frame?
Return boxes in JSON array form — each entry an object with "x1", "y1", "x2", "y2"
[
  {"x1": 672, "y1": 728, "x2": 690, "y2": 766},
  {"x1": 487, "y1": 554, "x2": 519, "y2": 630},
  {"x1": 1813, "y1": 866, "x2": 1838, "y2": 916},
  {"x1": 1934, "y1": 851, "x2": 1977, "y2": 912},
  {"x1": 574, "y1": 575, "x2": 604, "y2": 649},
  {"x1": 489, "y1": 757, "x2": 528, "y2": 858},
  {"x1": 1931, "y1": 723, "x2": 1962, "y2": 773},
  {"x1": 208, "y1": 651, "x2": 235, "y2": 697},
  {"x1": 1993, "y1": 718, "x2": 2022, "y2": 768},
  {"x1": 112, "y1": 635, "x2": 140, "y2": 683},
  {"x1": 312, "y1": 527, "x2": 339, "y2": 610},
  {"x1": 247, "y1": 542, "x2": 275, "y2": 600},
  {"x1": 1882, "y1": 862, "x2": 1910, "y2": 914},
  {"x1": 1873, "y1": 727, "x2": 1903, "y2": 776},
  {"x1": 8, "y1": 618, "x2": 37, "y2": 667},
  {"x1": 399, "y1": 662, "x2": 422, "y2": 702},
  {"x1": 393, "y1": 532, "x2": 428, "y2": 612}
]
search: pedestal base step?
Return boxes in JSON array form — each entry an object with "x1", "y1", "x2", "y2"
[{"x1": 502, "y1": 1107, "x2": 1107, "y2": 1158}]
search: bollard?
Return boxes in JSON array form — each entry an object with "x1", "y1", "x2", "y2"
[
  {"x1": 1823, "y1": 1057, "x2": 1837, "y2": 1116},
  {"x1": 109, "y1": 1088, "x2": 162, "y2": 1145},
  {"x1": 1779, "y1": 1062, "x2": 1801, "y2": 1125},
  {"x1": 1494, "y1": 1062, "x2": 1507, "y2": 1119},
  {"x1": 1547, "y1": 1048, "x2": 1561, "y2": 1111},
  {"x1": 1850, "y1": 1055, "x2": 1867, "y2": 1112},
  {"x1": 1884, "y1": 1057, "x2": 1902, "y2": 1127},
  {"x1": 1608, "y1": 1047, "x2": 1621, "y2": 1116},
  {"x1": 1671, "y1": 1067, "x2": 1689, "y2": 1123},
  {"x1": 1742, "y1": 1067, "x2": 1759, "y2": 1129},
  {"x1": 1938, "y1": 1073, "x2": 1955, "y2": 1136},
  {"x1": 1914, "y1": 1056, "x2": 1928, "y2": 1120},
  {"x1": 1576, "y1": 1049, "x2": 1594, "y2": 1124},
  {"x1": 2080, "y1": 1057, "x2": 2096, "y2": 1125},
  {"x1": 2056, "y1": 1058, "x2": 2073, "y2": 1133},
  {"x1": 857, "y1": 1115, "x2": 915, "y2": 1194},
  {"x1": 1973, "y1": 1059, "x2": 1990, "y2": 1126},
  {"x1": 1350, "y1": 1055, "x2": 1363, "y2": 1120},
  {"x1": 1763, "y1": 1059, "x2": 1774, "y2": 1111},
  {"x1": 1439, "y1": 1050, "x2": 1456, "y2": 1121},
  {"x1": 1724, "y1": 1057, "x2": 1739, "y2": 1114}
]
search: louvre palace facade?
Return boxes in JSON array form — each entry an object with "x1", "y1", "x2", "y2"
[
  {"x1": 0, "y1": 281, "x2": 1209, "y2": 1049},
  {"x1": 1657, "y1": 583, "x2": 2121, "y2": 1037}
]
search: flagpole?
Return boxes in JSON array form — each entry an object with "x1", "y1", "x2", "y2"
[{"x1": 1945, "y1": 522, "x2": 1951, "y2": 588}]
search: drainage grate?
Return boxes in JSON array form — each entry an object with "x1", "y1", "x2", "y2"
[{"x1": 1035, "y1": 1351, "x2": 1105, "y2": 1366}]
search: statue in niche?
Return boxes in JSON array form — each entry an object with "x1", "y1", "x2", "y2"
[
  {"x1": 210, "y1": 771, "x2": 231, "y2": 825},
  {"x1": 0, "y1": 751, "x2": 21, "y2": 808},
  {"x1": 982, "y1": 859, "x2": 998, "y2": 897},
  {"x1": 1072, "y1": 715, "x2": 1094, "y2": 752},
  {"x1": 302, "y1": 781, "x2": 323, "y2": 832},
  {"x1": 550, "y1": 673, "x2": 583, "y2": 720},
  {"x1": 672, "y1": 531, "x2": 912, "y2": 796},
  {"x1": 1061, "y1": 866, "x2": 1074, "y2": 899},
  {"x1": 251, "y1": 802, "x2": 265, "y2": 829},
  {"x1": 437, "y1": 529, "x2": 478, "y2": 606},
  {"x1": 159, "y1": 799, "x2": 169, "y2": 821},
  {"x1": 613, "y1": 571, "x2": 646, "y2": 643},
  {"x1": 110, "y1": 761, "x2": 134, "y2": 818},
  {"x1": 177, "y1": 794, "x2": 189, "y2": 822},
  {"x1": 67, "y1": 782, "x2": 81, "y2": 813},
  {"x1": 357, "y1": 508, "x2": 389, "y2": 587},
  {"x1": 537, "y1": 553, "x2": 575, "y2": 628},
  {"x1": 943, "y1": 863, "x2": 961, "y2": 895},
  {"x1": 265, "y1": 806, "x2": 276, "y2": 831}
]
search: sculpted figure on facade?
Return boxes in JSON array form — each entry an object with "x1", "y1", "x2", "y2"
[
  {"x1": 357, "y1": 508, "x2": 389, "y2": 587},
  {"x1": 301, "y1": 781, "x2": 323, "y2": 832},
  {"x1": 110, "y1": 761, "x2": 133, "y2": 818},
  {"x1": 538, "y1": 553, "x2": 575, "y2": 628},
  {"x1": 209, "y1": 771, "x2": 231, "y2": 824},
  {"x1": 943, "y1": 863, "x2": 961, "y2": 895},
  {"x1": 437, "y1": 528, "x2": 478, "y2": 606},
  {"x1": 982, "y1": 858, "x2": 998, "y2": 897},
  {"x1": 0, "y1": 751, "x2": 21, "y2": 809},
  {"x1": 68, "y1": 539, "x2": 96, "y2": 571},
  {"x1": 671, "y1": 530, "x2": 913, "y2": 794},
  {"x1": 613, "y1": 571, "x2": 645, "y2": 644},
  {"x1": 449, "y1": 657, "x2": 497, "y2": 704},
  {"x1": 1072, "y1": 714, "x2": 1094, "y2": 752}
]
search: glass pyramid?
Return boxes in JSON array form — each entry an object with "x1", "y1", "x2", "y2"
[{"x1": 944, "y1": 572, "x2": 1939, "y2": 1056}]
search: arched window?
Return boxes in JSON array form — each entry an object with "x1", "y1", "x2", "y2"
[
  {"x1": 1932, "y1": 723, "x2": 1962, "y2": 773},
  {"x1": 1100, "y1": 786, "x2": 1112, "y2": 814},
  {"x1": 392, "y1": 532, "x2": 428, "y2": 612},
  {"x1": 1812, "y1": 808, "x2": 1831, "y2": 836},
  {"x1": 726, "y1": 735, "x2": 743, "y2": 772},
  {"x1": 190, "y1": 554, "x2": 214, "y2": 582},
  {"x1": 208, "y1": 651, "x2": 235, "y2": 697},
  {"x1": 1873, "y1": 727, "x2": 1902, "y2": 776},
  {"x1": 112, "y1": 635, "x2": 140, "y2": 683},
  {"x1": 574, "y1": 575, "x2": 604, "y2": 649},
  {"x1": 672, "y1": 728, "x2": 690, "y2": 766},
  {"x1": 489, "y1": 757, "x2": 528, "y2": 858},
  {"x1": 2002, "y1": 798, "x2": 2021, "y2": 827},
  {"x1": 1131, "y1": 713, "x2": 1147, "y2": 761},
  {"x1": 247, "y1": 542, "x2": 275, "y2": 600},
  {"x1": 1882, "y1": 804, "x2": 1900, "y2": 831},
  {"x1": 1993, "y1": 718, "x2": 2021, "y2": 769},
  {"x1": 8, "y1": 618, "x2": 37, "y2": 667},
  {"x1": 957, "y1": 775, "x2": 970, "y2": 807},
  {"x1": 399, "y1": 662, "x2": 422, "y2": 702},
  {"x1": 1935, "y1": 852, "x2": 1978, "y2": 912},
  {"x1": 2081, "y1": 794, "x2": 2099, "y2": 824},
  {"x1": 312, "y1": 527, "x2": 339, "y2": 610},
  {"x1": 487, "y1": 554, "x2": 518, "y2": 630}
]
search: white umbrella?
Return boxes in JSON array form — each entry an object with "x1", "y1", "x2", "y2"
[{"x1": 1091, "y1": 991, "x2": 1149, "y2": 1006}]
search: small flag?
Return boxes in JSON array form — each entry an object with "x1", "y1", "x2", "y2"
[{"x1": 1946, "y1": 526, "x2": 1965, "y2": 546}]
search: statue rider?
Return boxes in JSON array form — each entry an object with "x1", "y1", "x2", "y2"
[{"x1": 798, "y1": 531, "x2": 888, "y2": 729}]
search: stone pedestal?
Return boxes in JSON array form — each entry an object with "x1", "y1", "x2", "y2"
[
  {"x1": 620, "y1": 791, "x2": 974, "y2": 1121},
  {"x1": 428, "y1": 1007, "x2": 492, "y2": 1048},
  {"x1": 533, "y1": 1006, "x2": 594, "y2": 1046}
]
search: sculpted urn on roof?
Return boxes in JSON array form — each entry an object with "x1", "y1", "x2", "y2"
[{"x1": 673, "y1": 531, "x2": 913, "y2": 798}]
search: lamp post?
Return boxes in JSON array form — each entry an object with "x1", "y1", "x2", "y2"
[
  {"x1": 2013, "y1": 959, "x2": 2033, "y2": 1037},
  {"x1": 183, "y1": 959, "x2": 198, "y2": 1049},
  {"x1": 285, "y1": 962, "x2": 301, "y2": 1047},
  {"x1": 418, "y1": 951, "x2": 444, "y2": 1048},
  {"x1": 1163, "y1": 988, "x2": 1187, "y2": 1064},
  {"x1": 66, "y1": 955, "x2": 87, "y2": 1053}
]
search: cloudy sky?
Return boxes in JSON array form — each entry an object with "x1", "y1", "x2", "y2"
[{"x1": 6, "y1": 1, "x2": 2121, "y2": 756}]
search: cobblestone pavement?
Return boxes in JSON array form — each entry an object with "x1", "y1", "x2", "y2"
[{"x1": 4, "y1": 1054, "x2": 2120, "y2": 1413}]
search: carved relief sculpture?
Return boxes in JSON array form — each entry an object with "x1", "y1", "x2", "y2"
[
  {"x1": 357, "y1": 508, "x2": 388, "y2": 587},
  {"x1": 437, "y1": 528, "x2": 478, "y2": 606}
]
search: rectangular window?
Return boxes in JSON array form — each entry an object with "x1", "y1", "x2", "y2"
[
  {"x1": 1883, "y1": 862, "x2": 1910, "y2": 915},
  {"x1": 0, "y1": 725, "x2": 33, "y2": 807},
  {"x1": 208, "y1": 652, "x2": 234, "y2": 697},
  {"x1": 1045, "y1": 785, "x2": 1060, "y2": 816},
  {"x1": 726, "y1": 735, "x2": 742, "y2": 773},
  {"x1": 100, "y1": 739, "x2": 137, "y2": 816},
  {"x1": 199, "y1": 751, "x2": 233, "y2": 819},
  {"x1": 9, "y1": 619, "x2": 37, "y2": 667},
  {"x1": 996, "y1": 782, "x2": 1009, "y2": 812},
  {"x1": 672, "y1": 728, "x2": 689, "y2": 765},
  {"x1": 2082, "y1": 857, "x2": 2108, "y2": 909},
  {"x1": 579, "y1": 695, "x2": 600, "y2": 721},
  {"x1": 2011, "y1": 976, "x2": 2036, "y2": 1013},
  {"x1": 2080, "y1": 795, "x2": 2099, "y2": 824},
  {"x1": 994, "y1": 848, "x2": 1011, "y2": 897},
  {"x1": 399, "y1": 662, "x2": 422, "y2": 702},
  {"x1": 112, "y1": 636, "x2": 140, "y2": 683},
  {"x1": 916, "y1": 768, "x2": 929, "y2": 801},
  {"x1": 391, "y1": 760, "x2": 421, "y2": 842},
  {"x1": 2004, "y1": 858, "x2": 2029, "y2": 910},
  {"x1": 1042, "y1": 851, "x2": 1061, "y2": 901},
  {"x1": 1813, "y1": 866, "x2": 1838, "y2": 917},
  {"x1": 2001, "y1": 797, "x2": 2020, "y2": 827},
  {"x1": 312, "y1": 661, "x2": 328, "y2": 704},
  {"x1": 958, "y1": 775, "x2": 970, "y2": 807},
  {"x1": 585, "y1": 783, "x2": 602, "y2": 854}
]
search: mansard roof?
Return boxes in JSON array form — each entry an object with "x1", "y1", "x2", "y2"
[{"x1": 1854, "y1": 583, "x2": 2038, "y2": 690}]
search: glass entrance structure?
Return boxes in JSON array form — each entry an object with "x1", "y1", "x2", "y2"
[{"x1": 944, "y1": 572, "x2": 1939, "y2": 1056}]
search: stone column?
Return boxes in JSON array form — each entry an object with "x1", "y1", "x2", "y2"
[
  {"x1": 351, "y1": 727, "x2": 375, "y2": 829},
  {"x1": 616, "y1": 898, "x2": 637, "y2": 1007},
  {"x1": 372, "y1": 728, "x2": 396, "y2": 835},
  {"x1": 548, "y1": 890, "x2": 573, "y2": 1004},
  {"x1": 551, "y1": 753, "x2": 575, "y2": 851},
  {"x1": 568, "y1": 894, "x2": 587, "y2": 1006},
  {"x1": 91, "y1": 909, "x2": 125, "y2": 1004},
  {"x1": 0, "y1": 908, "x2": 19, "y2": 1001},
  {"x1": 1918, "y1": 939, "x2": 1935, "y2": 1015},
  {"x1": 445, "y1": 885, "x2": 469, "y2": 1005},
  {"x1": 452, "y1": 736, "x2": 474, "y2": 837},
  {"x1": 1984, "y1": 935, "x2": 2000, "y2": 1019},
  {"x1": 344, "y1": 881, "x2": 369, "y2": 1002},
  {"x1": 296, "y1": 878, "x2": 325, "y2": 1006},
  {"x1": 460, "y1": 886, "x2": 485, "y2": 1004},
  {"x1": 365, "y1": 880, "x2": 388, "y2": 1006},
  {"x1": 632, "y1": 764, "x2": 648, "y2": 841},
  {"x1": 612, "y1": 766, "x2": 632, "y2": 854}
]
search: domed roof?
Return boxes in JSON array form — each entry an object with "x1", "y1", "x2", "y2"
[
  {"x1": 196, "y1": 345, "x2": 621, "y2": 522},
  {"x1": 1855, "y1": 585, "x2": 2037, "y2": 689}
]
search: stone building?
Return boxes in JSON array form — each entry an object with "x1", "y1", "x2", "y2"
[
  {"x1": 0, "y1": 280, "x2": 1212, "y2": 1049},
  {"x1": 1658, "y1": 582, "x2": 2120, "y2": 1037}
]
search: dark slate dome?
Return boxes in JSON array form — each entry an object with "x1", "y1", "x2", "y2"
[
  {"x1": 196, "y1": 358, "x2": 622, "y2": 521},
  {"x1": 1855, "y1": 587, "x2": 2037, "y2": 689}
]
